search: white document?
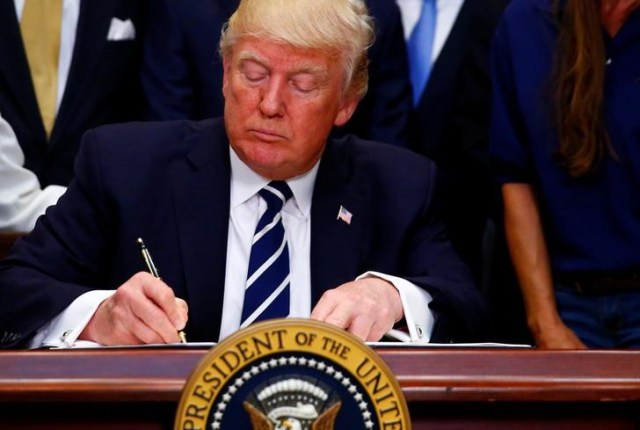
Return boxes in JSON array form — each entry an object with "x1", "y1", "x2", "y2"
[{"x1": 59, "y1": 340, "x2": 530, "y2": 349}]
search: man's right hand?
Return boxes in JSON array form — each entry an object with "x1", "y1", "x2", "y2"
[{"x1": 78, "y1": 272, "x2": 188, "y2": 345}]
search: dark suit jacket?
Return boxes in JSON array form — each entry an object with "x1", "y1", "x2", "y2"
[
  {"x1": 0, "y1": 0, "x2": 147, "y2": 187},
  {"x1": 0, "y1": 119, "x2": 487, "y2": 348},
  {"x1": 407, "y1": 0, "x2": 510, "y2": 282},
  {"x1": 140, "y1": 0, "x2": 412, "y2": 146}
]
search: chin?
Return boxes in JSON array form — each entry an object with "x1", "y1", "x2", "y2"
[
  {"x1": 244, "y1": 156, "x2": 289, "y2": 179},
  {"x1": 234, "y1": 142, "x2": 301, "y2": 179}
]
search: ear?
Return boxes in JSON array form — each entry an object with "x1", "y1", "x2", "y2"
[{"x1": 333, "y1": 95, "x2": 359, "y2": 127}]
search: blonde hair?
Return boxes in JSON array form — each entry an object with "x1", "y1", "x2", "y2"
[{"x1": 220, "y1": 0, "x2": 374, "y2": 100}]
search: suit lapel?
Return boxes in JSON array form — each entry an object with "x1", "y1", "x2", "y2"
[
  {"x1": 54, "y1": 0, "x2": 115, "y2": 141},
  {"x1": 0, "y1": 0, "x2": 45, "y2": 139},
  {"x1": 310, "y1": 138, "x2": 371, "y2": 304},
  {"x1": 171, "y1": 121, "x2": 231, "y2": 341}
]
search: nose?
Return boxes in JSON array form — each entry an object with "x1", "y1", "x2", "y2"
[{"x1": 259, "y1": 77, "x2": 286, "y2": 118}]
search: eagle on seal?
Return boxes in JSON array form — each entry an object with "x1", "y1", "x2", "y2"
[{"x1": 243, "y1": 401, "x2": 341, "y2": 430}]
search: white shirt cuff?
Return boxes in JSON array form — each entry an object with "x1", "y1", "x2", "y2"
[
  {"x1": 357, "y1": 271, "x2": 434, "y2": 342},
  {"x1": 29, "y1": 290, "x2": 115, "y2": 348}
]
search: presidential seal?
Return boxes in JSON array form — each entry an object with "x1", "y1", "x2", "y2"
[{"x1": 175, "y1": 319, "x2": 410, "y2": 430}]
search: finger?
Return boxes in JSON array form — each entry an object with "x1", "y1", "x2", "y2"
[
  {"x1": 100, "y1": 329, "x2": 141, "y2": 346},
  {"x1": 320, "y1": 300, "x2": 355, "y2": 330},
  {"x1": 175, "y1": 298, "x2": 189, "y2": 330},
  {"x1": 310, "y1": 289, "x2": 340, "y2": 321},
  {"x1": 129, "y1": 294, "x2": 181, "y2": 343},
  {"x1": 365, "y1": 320, "x2": 390, "y2": 342},
  {"x1": 346, "y1": 315, "x2": 374, "y2": 341},
  {"x1": 114, "y1": 275, "x2": 180, "y2": 343},
  {"x1": 140, "y1": 277, "x2": 185, "y2": 329},
  {"x1": 125, "y1": 311, "x2": 175, "y2": 344},
  {"x1": 107, "y1": 312, "x2": 158, "y2": 345}
]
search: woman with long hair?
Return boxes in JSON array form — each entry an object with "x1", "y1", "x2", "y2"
[{"x1": 491, "y1": 0, "x2": 640, "y2": 348}]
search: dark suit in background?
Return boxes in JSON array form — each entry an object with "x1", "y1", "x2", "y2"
[
  {"x1": 404, "y1": 0, "x2": 527, "y2": 343},
  {"x1": 0, "y1": 0, "x2": 147, "y2": 187},
  {"x1": 0, "y1": 119, "x2": 487, "y2": 348},
  {"x1": 141, "y1": 0, "x2": 412, "y2": 146},
  {"x1": 407, "y1": 0, "x2": 509, "y2": 284}
]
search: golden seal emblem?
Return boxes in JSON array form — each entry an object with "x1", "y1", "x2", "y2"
[{"x1": 175, "y1": 319, "x2": 411, "y2": 429}]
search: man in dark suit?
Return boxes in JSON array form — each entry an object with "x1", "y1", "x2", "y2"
[
  {"x1": 402, "y1": 0, "x2": 510, "y2": 284},
  {"x1": 141, "y1": 0, "x2": 412, "y2": 146},
  {"x1": 0, "y1": 0, "x2": 485, "y2": 349},
  {"x1": 0, "y1": 0, "x2": 147, "y2": 187},
  {"x1": 401, "y1": 0, "x2": 527, "y2": 343}
]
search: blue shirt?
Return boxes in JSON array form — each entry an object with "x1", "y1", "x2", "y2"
[{"x1": 490, "y1": 0, "x2": 640, "y2": 274}]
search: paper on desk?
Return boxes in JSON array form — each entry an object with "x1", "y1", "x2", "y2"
[
  {"x1": 62, "y1": 340, "x2": 530, "y2": 349},
  {"x1": 368, "y1": 341, "x2": 531, "y2": 348},
  {"x1": 62, "y1": 340, "x2": 217, "y2": 349}
]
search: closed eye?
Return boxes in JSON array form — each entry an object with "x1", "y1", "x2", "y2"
[
  {"x1": 290, "y1": 73, "x2": 320, "y2": 94},
  {"x1": 240, "y1": 60, "x2": 269, "y2": 84}
]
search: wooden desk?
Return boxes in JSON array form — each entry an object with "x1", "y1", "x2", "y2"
[{"x1": 1, "y1": 348, "x2": 639, "y2": 429}]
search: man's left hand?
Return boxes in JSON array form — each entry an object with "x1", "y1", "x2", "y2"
[{"x1": 310, "y1": 277, "x2": 403, "y2": 341}]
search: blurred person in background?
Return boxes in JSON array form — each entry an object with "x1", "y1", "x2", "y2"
[
  {"x1": 491, "y1": 0, "x2": 640, "y2": 348},
  {"x1": 0, "y1": 112, "x2": 65, "y2": 232},
  {"x1": 0, "y1": 0, "x2": 148, "y2": 187}
]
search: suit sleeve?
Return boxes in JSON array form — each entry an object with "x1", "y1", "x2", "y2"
[
  {"x1": 489, "y1": 10, "x2": 533, "y2": 184},
  {"x1": 401, "y1": 159, "x2": 489, "y2": 341},
  {"x1": 0, "y1": 130, "x2": 114, "y2": 348}
]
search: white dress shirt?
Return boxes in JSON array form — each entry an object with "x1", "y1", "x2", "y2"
[
  {"x1": 219, "y1": 148, "x2": 317, "y2": 338},
  {"x1": 396, "y1": 0, "x2": 465, "y2": 64},
  {"x1": 14, "y1": 0, "x2": 80, "y2": 114},
  {"x1": 0, "y1": 113, "x2": 65, "y2": 232},
  {"x1": 32, "y1": 147, "x2": 434, "y2": 347}
]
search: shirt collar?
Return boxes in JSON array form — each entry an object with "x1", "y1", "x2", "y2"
[{"x1": 229, "y1": 146, "x2": 318, "y2": 217}]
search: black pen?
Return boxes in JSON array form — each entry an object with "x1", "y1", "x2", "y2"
[{"x1": 137, "y1": 238, "x2": 187, "y2": 343}]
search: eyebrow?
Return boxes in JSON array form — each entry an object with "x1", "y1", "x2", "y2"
[
  {"x1": 236, "y1": 50, "x2": 268, "y2": 67},
  {"x1": 236, "y1": 50, "x2": 330, "y2": 82}
]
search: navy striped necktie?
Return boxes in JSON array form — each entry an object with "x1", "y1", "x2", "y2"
[{"x1": 240, "y1": 181, "x2": 293, "y2": 328}]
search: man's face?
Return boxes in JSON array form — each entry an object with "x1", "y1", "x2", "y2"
[{"x1": 222, "y1": 38, "x2": 358, "y2": 180}]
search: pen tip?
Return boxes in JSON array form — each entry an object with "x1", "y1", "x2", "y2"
[{"x1": 137, "y1": 237, "x2": 145, "y2": 247}]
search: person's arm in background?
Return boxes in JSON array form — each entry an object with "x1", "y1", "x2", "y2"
[
  {"x1": 502, "y1": 184, "x2": 585, "y2": 349},
  {"x1": 0, "y1": 113, "x2": 65, "y2": 232},
  {"x1": 489, "y1": 13, "x2": 583, "y2": 349}
]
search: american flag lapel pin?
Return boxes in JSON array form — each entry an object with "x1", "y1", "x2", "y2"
[{"x1": 337, "y1": 205, "x2": 353, "y2": 225}]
